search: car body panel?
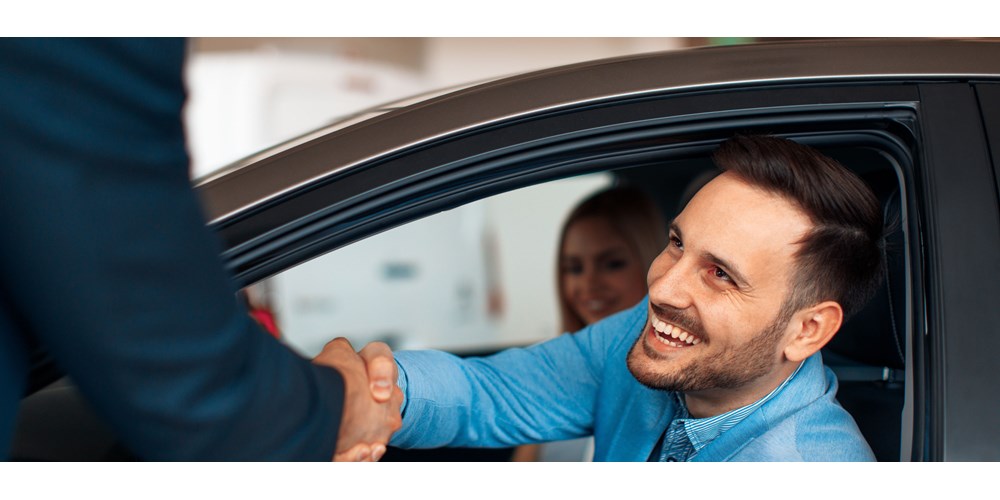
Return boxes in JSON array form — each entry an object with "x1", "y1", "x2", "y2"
[{"x1": 916, "y1": 83, "x2": 1000, "y2": 460}]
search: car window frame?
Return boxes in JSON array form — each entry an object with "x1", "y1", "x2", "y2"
[
  {"x1": 209, "y1": 83, "x2": 923, "y2": 286},
  {"x1": 200, "y1": 82, "x2": 934, "y2": 460}
]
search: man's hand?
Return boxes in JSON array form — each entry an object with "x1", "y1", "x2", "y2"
[{"x1": 313, "y1": 338, "x2": 402, "y2": 462}]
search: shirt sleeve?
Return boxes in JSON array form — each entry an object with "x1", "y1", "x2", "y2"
[{"x1": 390, "y1": 299, "x2": 647, "y2": 448}]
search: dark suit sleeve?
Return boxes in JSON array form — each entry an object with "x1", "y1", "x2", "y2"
[{"x1": 0, "y1": 38, "x2": 345, "y2": 460}]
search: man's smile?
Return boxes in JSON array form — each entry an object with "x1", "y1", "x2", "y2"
[{"x1": 648, "y1": 314, "x2": 702, "y2": 348}]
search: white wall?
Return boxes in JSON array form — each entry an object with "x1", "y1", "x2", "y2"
[
  {"x1": 272, "y1": 199, "x2": 498, "y2": 354},
  {"x1": 184, "y1": 49, "x2": 427, "y2": 178},
  {"x1": 424, "y1": 38, "x2": 684, "y2": 87}
]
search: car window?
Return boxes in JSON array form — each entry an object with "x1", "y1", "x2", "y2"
[
  {"x1": 235, "y1": 129, "x2": 914, "y2": 462},
  {"x1": 257, "y1": 173, "x2": 612, "y2": 357}
]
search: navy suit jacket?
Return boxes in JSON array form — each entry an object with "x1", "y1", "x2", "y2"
[{"x1": 0, "y1": 38, "x2": 345, "y2": 460}]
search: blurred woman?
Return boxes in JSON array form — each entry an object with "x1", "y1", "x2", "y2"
[
  {"x1": 513, "y1": 184, "x2": 667, "y2": 461},
  {"x1": 556, "y1": 185, "x2": 667, "y2": 333}
]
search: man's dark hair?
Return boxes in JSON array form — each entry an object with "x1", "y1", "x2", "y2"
[{"x1": 712, "y1": 135, "x2": 885, "y2": 320}]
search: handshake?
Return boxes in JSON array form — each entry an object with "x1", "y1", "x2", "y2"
[{"x1": 312, "y1": 338, "x2": 401, "y2": 462}]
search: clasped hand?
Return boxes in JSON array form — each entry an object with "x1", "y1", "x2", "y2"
[{"x1": 312, "y1": 338, "x2": 400, "y2": 462}]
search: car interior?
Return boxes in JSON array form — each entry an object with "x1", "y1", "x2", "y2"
[
  {"x1": 11, "y1": 131, "x2": 911, "y2": 462},
  {"x1": 384, "y1": 137, "x2": 911, "y2": 461}
]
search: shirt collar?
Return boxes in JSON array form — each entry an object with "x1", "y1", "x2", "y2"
[{"x1": 673, "y1": 361, "x2": 805, "y2": 453}]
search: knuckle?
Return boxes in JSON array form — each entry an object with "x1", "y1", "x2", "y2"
[
  {"x1": 363, "y1": 341, "x2": 393, "y2": 357},
  {"x1": 322, "y1": 337, "x2": 351, "y2": 351},
  {"x1": 372, "y1": 357, "x2": 394, "y2": 373}
]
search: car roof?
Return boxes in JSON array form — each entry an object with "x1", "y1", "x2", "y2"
[{"x1": 196, "y1": 38, "x2": 1000, "y2": 224}]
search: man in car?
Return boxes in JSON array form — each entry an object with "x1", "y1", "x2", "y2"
[
  {"x1": 0, "y1": 38, "x2": 399, "y2": 461},
  {"x1": 337, "y1": 134, "x2": 882, "y2": 461}
]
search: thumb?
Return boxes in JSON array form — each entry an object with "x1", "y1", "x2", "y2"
[{"x1": 359, "y1": 342, "x2": 397, "y2": 402}]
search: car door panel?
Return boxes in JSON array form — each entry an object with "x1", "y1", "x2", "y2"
[{"x1": 917, "y1": 83, "x2": 1000, "y2": 461}]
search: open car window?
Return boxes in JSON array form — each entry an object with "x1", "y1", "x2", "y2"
[{"x1": 258, "y1": 173, "x2": 613, "y2": 356}]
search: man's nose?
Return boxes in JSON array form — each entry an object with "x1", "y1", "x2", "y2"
[{"x1": 648, "y1": 257, "x2": 695, "y2": 309}]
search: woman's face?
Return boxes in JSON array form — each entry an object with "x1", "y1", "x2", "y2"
[{"x1": 560, "y1": 216, "x2": 649, "y2": 326}]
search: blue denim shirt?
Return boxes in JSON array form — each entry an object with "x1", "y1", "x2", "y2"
[{"x1": 391, "y1": 298, "x2": 875, "y2": 461}]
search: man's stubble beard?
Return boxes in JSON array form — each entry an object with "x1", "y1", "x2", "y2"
[{"x1": 625, "y1": 305, "x2": 791, "y2": 393}]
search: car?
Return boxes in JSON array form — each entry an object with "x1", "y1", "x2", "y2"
[{"x1": 14, "y1": 38, "x2": 1000, "y2": 461}]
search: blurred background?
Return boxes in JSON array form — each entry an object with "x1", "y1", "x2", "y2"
[
  {"x1": 185, "y1": 37, "x2": 760, "y2": 177},
  {"x1": 181, "y1": 37, "x2": 778, "y2": 356}
]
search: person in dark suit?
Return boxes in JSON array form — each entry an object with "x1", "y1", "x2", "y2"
[{"x1": 0, "y1": 38, "x2": 399, "y2": 460}]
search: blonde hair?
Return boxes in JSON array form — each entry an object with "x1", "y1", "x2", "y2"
[{"x1": 556, "y1": 185, "x2": 667, "y2": 333}]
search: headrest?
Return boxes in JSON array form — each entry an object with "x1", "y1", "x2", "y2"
[{"x1": 824, "y1": 174, "x2": 906, "y2": 371}]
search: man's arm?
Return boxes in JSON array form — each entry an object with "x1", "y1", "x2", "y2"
[
  {"x1": 357, "y1": 302, "x2": 645, "y2": 449},
  {"x1": 389, "y1": 341, "x2": 597, "y2": 448}
]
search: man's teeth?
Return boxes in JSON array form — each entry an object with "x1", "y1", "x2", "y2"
[{"x1": 651, "y1": 316, "x2": 701, "y2": 347}]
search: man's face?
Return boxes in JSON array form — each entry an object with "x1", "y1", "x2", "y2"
[{"x1": 626, "y1": 172, "x2": 813, "y2": 394}]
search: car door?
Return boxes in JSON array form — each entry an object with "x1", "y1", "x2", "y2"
[{"x1": 204, "y1": 78, "x2": 928, "y2": 460}]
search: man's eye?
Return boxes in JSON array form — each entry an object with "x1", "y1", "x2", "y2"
[
  {"x1": 712, "y1": 267, "x2": 732, "y2": 282},
  {"x1": 670, "y1": 236, "x2": 683, "y2": 250}
]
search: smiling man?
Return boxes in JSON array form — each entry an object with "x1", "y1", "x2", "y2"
[{"x1": 331, "y1": 135, "x2": 883, "y2": 461}]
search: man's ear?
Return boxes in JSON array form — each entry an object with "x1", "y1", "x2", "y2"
[{"x1": 783, "y1": 301, "x2": 843, "y2": 362}]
